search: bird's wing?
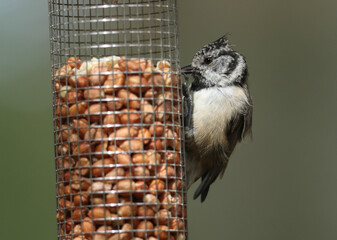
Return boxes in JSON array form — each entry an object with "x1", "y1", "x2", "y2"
[
  {"x1": 219, "y1": 100, "x2": 252, "y2": 177},
  {"x1": 193, "y1": 155, "x2": 228, "y2": 202},
  {"x1": 182, "y1": 81, "x2": 193, "y2": 129}
]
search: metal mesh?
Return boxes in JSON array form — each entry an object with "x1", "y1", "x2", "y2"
[{"x1": 49, "y1": 0, "x2": 186, "y2": 240}]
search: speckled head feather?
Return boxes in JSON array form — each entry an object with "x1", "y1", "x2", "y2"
[
  {"x1": 195, "y1": 34, "x2": 231, "y2": 57},
  {"x1": 190, "y1": 35, "x2": 247, "y2": 91}
]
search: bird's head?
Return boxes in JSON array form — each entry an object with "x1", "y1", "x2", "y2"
[{"x1": 182, "y1": 35, "x2": 248, "y2": 90}]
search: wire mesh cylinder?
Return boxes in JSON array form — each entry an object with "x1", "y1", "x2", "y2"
[{"x1": 49, "y1": 1, "x2": 186, "y2": 240}]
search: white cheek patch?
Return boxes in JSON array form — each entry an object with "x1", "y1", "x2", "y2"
[
  {"x1": 202, "y1": 54, "x2": 246, "y2": 87},
  {"x1": 203, "y1": 69, "x2": 223, "y2": 86},
  {"x1": 214, "y1": 55, "x2": 234, "y2": 73},
  {"x1": 227, "y1": 55, "x2": 245, "y2": 82}
]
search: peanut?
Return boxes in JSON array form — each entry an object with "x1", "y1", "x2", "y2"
[
  {"x1": 89, "y1": 182, "x2": 112, "y2": 193},
  {"x1": 106, "y1": 94, "x2": 123, "y2": 111},
  {"x1": 147, "y1": 74, "x2": 165, "y2": 86},
  {"x1": 93, "y1": 226, "x2": 113, "y2": 240},
  {"x1": 103, "y1": 114, "x2": 120, "y2": 134},
  {"x1": 70, "y1": 175, "x2": 90, "y2": 191},
  {"x1": 149, "y1": 122, "x2": 165, "y2": 137},
  {"x1": 149, "y1": 179, "x2": 165, "y2": 194},
  {"x1": 117, "y1": 89, "x2": 141, "y2": 109},
  {"x1": 137, "y1": 128, "x2": 151, "y2": 144},
  {"x1": 154, "y1": 225, "x2": 169, "y2": 240},
  {"x1": 84, "y1": 88, "x2": 105, "y2": 100},
  {"x1": 108, "y1": 223, "x2": 132, "y2": 240},
  {"x1": 69, "y1": 75, "x2": 89, "y2": 88},
  {"x1": 68, "y1": 133, "x2": 80, "y2": 149},
  {"x1": 82, "y1": 217, "x2": 95, "y2": 233},
  {"x1": 93, "y1": 127, "x2": 108, "y2": 142},
  {"x1": 88, "y1": 207, "x2": 112, "y2": 225},
  {"x1": 137, "y1": 206, "x2": 155, "y2": 217},
  {"x1": 72, "y1": 142, "x2": 91, "y2": 155},
  {"x1": 85, "y1": 103, "x2": 108, "y2": 123},
  {"x1": 144, "y1": 88, "x2": 158, "y2": 98},
  {"x1": 143, "y1": 194, "x2": 160, "y2": 211},
  {"x1": 57, "y1": 157, "x2": 75, "y2": 169},
  {"x1": 112, "y1": 126, "x2": 139, "y2": 145},
  {"x1": 94, "y1": 142, "x2": 109, "y2": 158},
  {"x1": 59, "y1": 198, "x2": 73, "y2": 209},
  {"x1": 107, "y1": 145, "x2": 131, "y2": 165},
  {"x1": 119, "y1": 139, "x2": 143, "y2": 151},
  {"x1": 55, "y1": 64, "x2": 73, "y2": 79},
  {"x1": 143, "y1": 66, "x2": 157, "y2": 79},
  {"x1": 168, "y1": 180, "x2": 183, "y2": 191},
  {"x1": 105, "y1": 167, "x2": 125, "y2": 184},
  {"x1": 117, "y1": 205, "x2": 133, "y2": 217},
  {"x1": 56, "y1": 103, "x2": 68, "y2": 116},
  {"x1": 91, "y1": 197, "x2": 105, "y2": 205},
  {"x1": 73, "y1": 193, "x2": 89, "y2": 206},
  {"x1": 126, "y1": 74, "x2": 149, "y2": 93},
  {"x1": 156, "y1": 60, "x2": 170, "y2": 71},
  {"x1": 177, "y1": 234, "x2": 185, "y2": 240},
  {"x1": 115, "y1": 179, "x2": 136, "y2": 196},
  {"x1": 148, "y1": 237, "x2": 159, "y2": 240},
  {"x1": 111, "y1": 213, "x2": 125, "y2": 228},
  {"x1": 67, "y1": 57, "x2": 82, "y2": 69},
  {"x1": 147, "y1": 151, "x2": 162, "y2": 171},
  {"x1": 106, "y1": 193, "x2": 118, "y2": 204},
  {"x1": 170, "y1": 194, "x2": 184, "y2": 217},
  {"x1": 156, "y1": 209, "x2": 172, "y2": 225},
  {"x1": 132, "y1": 153, "x2": 149, "y2": 164},
  {"x1": 133, "y1": 181, "x2": 149, "y2": 199},
  {"x1": 69, "y1": 102, "x2": 87, "y2": 116},
  {"x1": 73, "y1": 224, "x2": 82, "y2": 235},
  {"x1": 104, "y1": 69, "x2": 125, "y2": 94},
  {"x1": 92, "y1": 158, "x2": 114, "y2": 177},
  {"x1": 133, "y1": 166, "x2": 150, "y2": 178},
  {"x1": 170, "y1": 219, "x2": 184, "y2": 231},
  {"x1": 136, "y1": 221, "x2": 154, "y2": 238},
  {"x1": 155, "y1": 103, "x2": 171, "y2": 122},
  {"x1": 160, "y1": 192, "x2": 173, "y2": 210},
  {"x1": 165, "y1": 152, "x2": 181, "y2": 164},
  {"x1": 119, "y1": 109, "x2": 141, "y2": 124},
  {"x1": 88, "y1": 61, "x2": 109, "y2": 86},
  {"x1": 157, "y1": 165, "x2": 175, "y2": 178},
  {"x1": 72, "y1": 208, "x2": 88, "y2": 221},
  {"x1": 74, "y1": 238, "x2": 89, "y2": 240},
  {"x1": 84, "y1": 126, "x2": 97, "y2": 141},
  {"x1": 118, "y1": 57, "x2": 147, "y2": 72},
  {"x1": 63, "y1": 185, "x2": 75, "y2": 195},
  {"x1": 141, "y1": 101, "x2": 155, "y2": 123},
  {"x1": 146, "y1": 139, "x2": 164, "y2": 151},
  {"x1": 60, "y1": 86, "x2": 78, "y2": 103},
  {"x1": 72, "y1": 118, "x2": 89, "y2": 138}
]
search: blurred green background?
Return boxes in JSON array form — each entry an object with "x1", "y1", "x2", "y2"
[{"x1": 0, "y1": 0, "x2": 336, "y2": 239}]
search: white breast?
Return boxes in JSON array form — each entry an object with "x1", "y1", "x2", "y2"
[{"x1": 191, "y1": 86, "x2": 248, "y2": 152}]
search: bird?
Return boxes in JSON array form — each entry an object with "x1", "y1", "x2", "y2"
[{"x1": 182, "y1": 34, "x2": 253, "y2": 202}]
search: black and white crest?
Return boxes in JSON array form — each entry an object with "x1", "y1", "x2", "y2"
[
  {"x1": 190, "y1": 35, "x2": 248, "y2": 91},
  {"x1": 195, "y1": 34, "x2": 232, "y2": 58}
]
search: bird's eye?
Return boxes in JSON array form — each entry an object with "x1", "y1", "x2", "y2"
[{"x1": 204, "y1": 57, "x2": 212, "y2": 65}]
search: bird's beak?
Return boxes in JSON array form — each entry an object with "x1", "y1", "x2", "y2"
[{"x1": 181, "y1": 64, "x2": 194, "y2": 74}]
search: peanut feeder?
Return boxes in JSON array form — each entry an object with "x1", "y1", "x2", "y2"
[{"x1": 49, "y1": 1, "x2": 187, "y2": 240}]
